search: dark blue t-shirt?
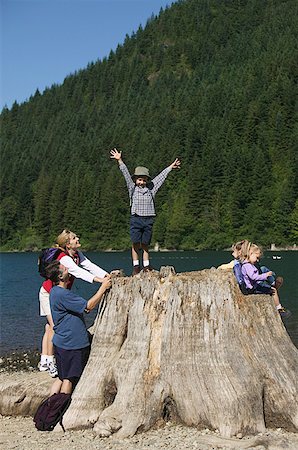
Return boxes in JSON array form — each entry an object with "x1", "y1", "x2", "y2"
[{"x1": 50, "y1": 286, "x2": 89, "y2": 350}]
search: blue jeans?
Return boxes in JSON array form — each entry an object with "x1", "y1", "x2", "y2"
[{"x1": 257, "y1": 265, "x2": 276, "y2": 288}]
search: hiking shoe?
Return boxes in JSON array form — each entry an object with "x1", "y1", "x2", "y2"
[
  {"x1": 143, "y1": 265, "x2": 154, "y2": 272},
  {"x1": 278, "y1": 307, "x2": 292, "y2": 319},
  {"x1": 38, "y1": 362, "x2": 48, "y2": 372},
  {"x1": 132, "y1": 266, "x2": 141, "y2": 276},
  {"x1": 48, "y1": 361, "x2": 58, "y2": 378},
  {"x1": 274, "y1": 276, "x2": 284, "y2": 290}
]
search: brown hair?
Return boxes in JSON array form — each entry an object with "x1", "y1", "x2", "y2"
[
  {"x1": 45, "y1": 260, "x2": 63, "y2": 285},
  {"x1": 232, "y1": 239, "x2": 250, "y2": 260}
]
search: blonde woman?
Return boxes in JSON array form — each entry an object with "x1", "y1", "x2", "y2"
[{"x1": 39, "y1": 230, "x2": 110, "y2": 376}]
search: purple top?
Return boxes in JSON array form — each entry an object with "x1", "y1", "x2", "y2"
[{"x1": 241, "y1": 262, "x2": 269, "y2": 290}]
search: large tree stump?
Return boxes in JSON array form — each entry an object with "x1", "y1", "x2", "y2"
[{"x1": 62, "y1": 268, "x2": 298, "y2": 438}]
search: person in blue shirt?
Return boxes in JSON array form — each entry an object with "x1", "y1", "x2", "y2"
[{"x1": 46, "y1": 260, "x2": 112, "y2": 396}]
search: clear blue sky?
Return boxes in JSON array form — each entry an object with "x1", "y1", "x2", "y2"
[{"x1": 0, "y1": 0, "x2": 174, "y2": 110}]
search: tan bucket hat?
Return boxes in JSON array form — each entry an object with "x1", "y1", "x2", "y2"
[{"x1": 132, "y1": 166, "x2": 150, "y2": 180}]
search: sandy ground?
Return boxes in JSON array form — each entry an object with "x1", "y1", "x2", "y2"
[
  {"x1": 1, "y1": 354, "x2": 298, "y2": 450},
  {"x1": 1, "y1": 415, "x2": 298, "y2": 450}
]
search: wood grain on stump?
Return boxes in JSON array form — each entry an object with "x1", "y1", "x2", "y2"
[{"x1": 60, "y1": 267, "x2": 298, "y2": 438}]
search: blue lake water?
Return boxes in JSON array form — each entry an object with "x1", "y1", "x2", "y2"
[{"x1": 0, "y1": 251, "x2": 297, "y2": 353}]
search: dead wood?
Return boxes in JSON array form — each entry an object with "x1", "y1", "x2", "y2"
[
  {"x1": 0, "y1": 372, "x2": 51, "y2": 416},
  {"x1": 61, "y1": 267, "x2": 298, "y2": 438}
]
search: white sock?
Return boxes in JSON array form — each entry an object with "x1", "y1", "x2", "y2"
[
  {"x1": 47, "y1": 355, "x2": 54, "y2": 364},
  {"x1": 276, "y1": 304, "x2": 282, "y2": 310},
  {"x1": 40, "y1": 354, "x2": 48, "y2": 364},
  {"x1": 143, "y1": 260, "x2": 150, "y2": 267},
  {"x1": 133, "y1": 260, "x2": 139, "y2": 266}
]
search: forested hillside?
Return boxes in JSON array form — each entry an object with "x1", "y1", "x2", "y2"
[{"x1": 1, "y1": 0, "x2": 297, "y2": 251}]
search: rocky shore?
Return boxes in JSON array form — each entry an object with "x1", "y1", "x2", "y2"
[
  {"x1": 0, "y1": 350, "x2": 40, "y2": 373},
  {"x1": 1, "y1": 414, "x2": 298, "y2": 450},
  {"x1": 0, "y1": 354, "x2": 298, "y2": 450}
]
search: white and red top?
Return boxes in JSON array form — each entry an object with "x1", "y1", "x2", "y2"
[{"x1": 42, "y1": 250, "x2": 108, "y2": 293}]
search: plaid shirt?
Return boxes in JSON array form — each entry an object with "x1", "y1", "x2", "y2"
[{"x1": 119, "y1": 162, "x2": 172, "y2": 216}]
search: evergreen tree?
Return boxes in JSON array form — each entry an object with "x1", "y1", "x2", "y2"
[{"x1": 0, "y1": 0, "x2": 297, "y2": 250}]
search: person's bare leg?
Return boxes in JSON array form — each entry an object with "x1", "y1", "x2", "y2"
[
  {"x1": 41, "y1": 324, "x2": 49, "y2": 357},
  {"x1": 46, "y1": 314, "x2": 55, "y2": 356},
  {"x1": 141, "y1": 243, "x2": 149, "y2": 264},
  {"x1": 132, "y1": 243, "x2": 140, "y2": 264},
  {"x1": 50, "y1": 378, "x2": 63, "y2": 395},
  {"x1": 131, "y1": 242, "x2": 140, "y2": 275},
  {"x1": 61, "y1": 379, "x2": 73, "y2": 394},
  {"x1": 40, "y1": 323, "x2": 51, "y2": 370},
  {"x1": 132, "y1": 243, "x2": 141, "y2": 275},
  {"x1": 272, "y1": 288, "x2": 281, "y2": 308},
  {"x1": 142, "y1": 244, "x2": 150, "y2": 269}
]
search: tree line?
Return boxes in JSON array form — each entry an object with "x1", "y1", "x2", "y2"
[{"x1": 1, "y1": 0, "x2": 297, "y2": 251}]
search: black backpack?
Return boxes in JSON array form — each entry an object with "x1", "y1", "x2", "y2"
[
  {"x1": 33, "y1": 393, "x2": 71, "y2": 431},
  {"x1": 38, "y1": 247, "x2": 63, "y2": 278}
]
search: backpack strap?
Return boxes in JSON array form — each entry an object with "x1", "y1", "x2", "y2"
[
  {"x1": 58, "y1": 395, "x2": 72, "y2": 432},
  {"x1": 57, "y1": 251, "x2": 67, "y2": 261},
  {"x1": 130, "y1": 185, "x2": 155, "y2": 210},
  {"x1": 130, "y1": 185, "x2": 136, "y2": 207}
]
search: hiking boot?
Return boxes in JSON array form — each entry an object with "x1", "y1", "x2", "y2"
[
  {"x1": 48, "y1": 361, "x2": 58, "y2": 378},
  {"x1": 132, "y1": 266, "x2": 141, "y2": 276},
  {"x1": 278, "y1": 307, "x2": 292, "y2": 319},
  {"x1": 38, "y1": 361, "x2": 48, "y2": 372},
  {"x1": 274, "y1": 276, "x2": 283, "y2": 290},
  {"x1": 143, "y1": 265, "x2": 154, "y2": 272}
]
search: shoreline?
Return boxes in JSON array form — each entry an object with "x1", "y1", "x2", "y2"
[
  {"x1": 0, "y1": 350, "x2": 40, "y2": 373},
  {"x1": 0, "y1": 246, "x2": 297, "y2": 253}
]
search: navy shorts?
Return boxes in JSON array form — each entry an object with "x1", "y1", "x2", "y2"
[
  {"x1": 130, "y1": 215, "x2": 154, "y2": 245},
  {"x1": 54, "y1": 345, "x2": 90, "y2": 382}
]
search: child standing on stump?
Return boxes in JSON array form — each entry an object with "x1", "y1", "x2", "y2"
[{"x1": 110, "y1": 148, "x2": 181, "y2": 275}]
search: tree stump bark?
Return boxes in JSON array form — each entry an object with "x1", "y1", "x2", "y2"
[{"x1": 62, "y1": 267, "x2": 298, "y2": 438}]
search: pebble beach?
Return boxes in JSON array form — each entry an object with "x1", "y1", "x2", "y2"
[
  {"x1": 1, "y1": 352, "x2": 298, "y2": 450},
  {"x1": 1, "y1": 415, "x2": 298, "y2": 450}
]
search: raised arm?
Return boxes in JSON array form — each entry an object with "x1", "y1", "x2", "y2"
[
  {"x1": 110, "y1": 148, "x2": 123, "y2": 165},
  {"x1": 151, "y1": 158, "x2": 181, "y2": 195},
  {"x1": 110, "y1": 147, "x2": 134, "y2": 193},
  {"x1": 170, "y1": 158, "x2": 181, "y2": 170}
]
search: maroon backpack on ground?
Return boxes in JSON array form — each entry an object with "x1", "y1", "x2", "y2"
[{"x1": 33, "y1": 393, "x2": 71, "y2": 431}]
